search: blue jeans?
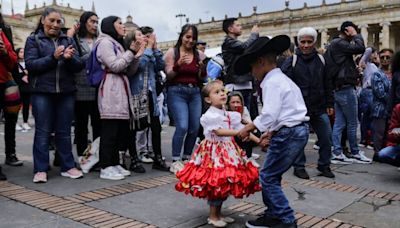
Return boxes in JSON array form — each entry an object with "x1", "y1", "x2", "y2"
[
  {"x1": 31, "y1": 93, "x2": 75, "y2": 173},
  {"x1": 378, "y1": 146, "x2": 400, "y2": 167},
  {"x1": 167, "y1": 85, "x2": 202, "y2": 160},
  {"x1": 294, "y1": 114, "x2": 331, "y2": 169},
  {"x1": 332, "y1": 87, "x2": 359, "y2": 155},
  {"x1": 260, "y1": 123, "x2": 309, "y2": 224}
]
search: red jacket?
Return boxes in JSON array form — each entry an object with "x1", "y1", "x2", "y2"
[
  {"x1": 0, "y1": 31, "x2": 17, "y2": 83},
  {"x1": 386, "y1": 104, "x2": 400, "y2": 146}
]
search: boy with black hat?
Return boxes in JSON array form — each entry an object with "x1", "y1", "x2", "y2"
[{"x1": 237, "y1": 35, "x2": 309, "y2": 228}]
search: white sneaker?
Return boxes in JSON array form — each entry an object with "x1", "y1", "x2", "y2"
[
  {"x1": 140, "y1": 154, "x2": 154, "y2": 163},
  {"x1": 331, "y1": 153, "x2": 353, "y2": 164},
  {"x1": 251, "y1": 153, "x2": 261, "y2": 160},
  {"x1": 114, "y1": 165, "x2": 131, "y2": 176},
  {"x1": 366, "y1": 145, "x2": 374, "y2": 150},
  {"x1": 170, "y1": 160, "x2": 184, "y2": 174},
  {"x1": 61, "y1": 168, "x2": 83, "y2": 179},
  {"x1": 351, "y1": 151, "x2": 372, "y2": 164},
  {"x1": 15, "y1": 124, "x2": 23, "y2": 131},
  {"x1": 22, "y1": 123, "x2": 31, "y2": 130},
  {"x1": 100, "y1": 166, "x2": 125, "y2": 180},
  {"x1": 313, "y1": 144, "x2": 320, "y2": 150}
]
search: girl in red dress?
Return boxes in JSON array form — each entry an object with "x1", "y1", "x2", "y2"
[{"x1": 175, "y1": 80, "x2": 261, "y2": 227}]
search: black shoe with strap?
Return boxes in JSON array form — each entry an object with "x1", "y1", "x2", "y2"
[
  {"x1": 0, "y1": 166, "x2": 7, "y2": 181},
  {"x1": 317, "y1": 166, "x2": 335, "y2": 178},
  {"x1": 293, "y1": 168, "x2": 310, "y2": 179},
  {"x1": 152, "y1": 156, "x2": 169, "y2": 172},
  {"x1": 5, "y1": 154, "x2": 23, "y2": 166},
  {"x1": 129, "y1": 160, "x2": 146, "y2": 173}
]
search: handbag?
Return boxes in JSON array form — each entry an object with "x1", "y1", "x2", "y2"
[
  {"x1": 4, "y1": 72, "x2": 21, "y2": 114},
  {"x1": 131, "y1": 67, "x2": 150, "y2": 130}
]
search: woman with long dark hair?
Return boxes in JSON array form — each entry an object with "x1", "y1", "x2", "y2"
[
  {"x1": 67, "y1": 11, "x2": 101, "y2": 159},
  {"x1": 24, "y1": 8, "x2": 84, "y2": 183},
  {"x1": 164, "y1": 24, "x2": 206, "y2": 169}
]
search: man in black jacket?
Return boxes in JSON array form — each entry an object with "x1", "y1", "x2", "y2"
[
  {"x1": 281, "y1": 27, "x2": 335, "y2": 179},
  {"x1": 329, "y1": 21, "x2": 371, "y2": 164},
  {"x1": 222, "y1": 18, "x2": 259, "y2": 113}
]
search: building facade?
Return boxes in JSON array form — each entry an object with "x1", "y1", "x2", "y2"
[
  {"x1": 1, "y1": 0, "x2": 137, "y2": 49},
  {"x1": 158, "y1": 0, "x2": 400, "y2": 52}
]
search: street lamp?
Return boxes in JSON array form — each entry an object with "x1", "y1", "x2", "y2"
[{"x1": 176, "y1": 13, "x2": 186, "y2": 28}]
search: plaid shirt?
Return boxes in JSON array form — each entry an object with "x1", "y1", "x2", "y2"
[{"x1": 75, "y1": 38, "x2": 96, "y2": 101}]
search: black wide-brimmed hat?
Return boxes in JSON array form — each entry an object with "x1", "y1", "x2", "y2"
[{"x1": 234, "y1": 35, "x2": 290, "y2": 75}]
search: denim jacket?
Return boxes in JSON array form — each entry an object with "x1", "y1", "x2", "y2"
[
  {"x1": 127, "y1": 48, "x2": 164, "y2": 116},
  {"x1": 371, "y1": 69, "x2": 391, "y2": 118}
]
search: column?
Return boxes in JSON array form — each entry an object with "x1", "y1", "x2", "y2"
[
  {"x1": 320, "y1": 28, "x2": 328, "y2": 48},
  {"x1": 380, "y1": 21, "x2": 391, "y2": 49},
  {"x1": 359, "y1": 24, "x2": 368, "y2": 44}
]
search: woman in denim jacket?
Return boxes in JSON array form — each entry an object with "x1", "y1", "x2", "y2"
[{"x1": 125, "y1": 27, "x2": 169, "y2": 172}]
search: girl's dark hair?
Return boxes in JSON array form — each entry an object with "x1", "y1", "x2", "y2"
[
  {"x1": 77, "y1": 11, "x2": 98, "y2": 38},
  {"x1": 15, "y1": 48, "x2": 23, "y2": 59},
  {"x1": 174, "y1": 24, "x2": 198, "y2": 52},
  {"x1": 34, "y1": 7, "x2": 62, "y2": 34},
  {"x1": 392, "y1": 51, "x2": 400, "y2": 74},
  {"x1": 226, "y1": 91, "x2": 244, "y2": 111},
  {"x1": 124, "y1": 29, "x2": 138, "y2": 50}
]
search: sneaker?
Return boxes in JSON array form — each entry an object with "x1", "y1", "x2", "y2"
[
  {"x1": 252, "y1": 153, "x2": 261, "y2": 160},
  {"x1": 293, "y1": 168, "x2": 310, "y2": 179},
  {"x1": 15, "y1": 124, "x2": 23, "y2": 131},
  {"x1": 33, "y1": 172, "x2": 47, "y2": 183},
  {"x1": 5, "y1": 154, "x2": 23, "y2": 166},
  {"x1": 0, "y1": 167, "x2": 7, "y2": 181},
  {"x1": 22, "y1": 123, "x2": 31, "y2": 130},
  {"x1": 170, "y1": 160, "x2": 184, "y2": 174},
  {"x1": 317, "y1": 166, "x2": 335, "y2": 178},
  {"x1": 61, "y1": 168, "x2": 83, "y2": 179},
  {"x1": 331, "y1": 153, "x2": 353, "y2": 164},
  {"x1": 313, "y1": 144, "x2": 320, "y2": 150},
  {"x1": 100, "y1": 166, "x2": 124, "y2": 180},
  {"x1": 129, "y1": 162, "x2": 146, "y2": 173},
  {"x1": 140, "y1": 154, "x2": 154, "y2": 163},
  {"x1": 207, "y1": 218, "x2": 227, "y2": 227},
  {"x1": 351, "y1": 151, "x2": 372, "y2": 164},
  {"x1": 366, "y1": 145, "x2": 374, "y2": 150},
  {"x1": 245, "y1": 216, "x2": 282, "y2": 228},
  {"x1": 114, "y1": 165, "x2": 131, "y2": 176}
]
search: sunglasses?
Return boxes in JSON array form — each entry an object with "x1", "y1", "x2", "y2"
[{"x1": 380, "y1": 55, "x2": 391, "y2": 60}]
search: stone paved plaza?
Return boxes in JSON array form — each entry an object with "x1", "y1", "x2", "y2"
[{"x1": 1, "y1": 121, "x2": 400, "y2": 228}]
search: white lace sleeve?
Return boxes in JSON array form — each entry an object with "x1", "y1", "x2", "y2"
[
  {"x1": 200, "y1": 111, "x2": 224, "y2": 135},
  {"x1": 228, "y1": 111, "x2": 244, "y2": 131}
]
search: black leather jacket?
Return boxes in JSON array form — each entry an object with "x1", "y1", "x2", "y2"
[
  {"x1": 329, "y1": 35, "x2": 365, "y2": 88},
  {"x1": 221, "y1": 33, "x2": 258, "y2": 84}
]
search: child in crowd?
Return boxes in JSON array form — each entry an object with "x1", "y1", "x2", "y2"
[
  {"x1": 175, "y1": 80, "x2": 261, "y2": 228},
  {"x1": 226, "y1": 91, "x2": 260, "y2": 159},
  {"x1": 236, "y1": 36, "x2": 309, "y2": 228}
]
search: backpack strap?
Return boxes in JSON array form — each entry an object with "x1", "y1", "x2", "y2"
[
  {"x1": 292, "y1": 54, "x2": 297, "y2": 68},
  {"x1": 317, "y1": 54, "x2": 325, "y2": 65}
]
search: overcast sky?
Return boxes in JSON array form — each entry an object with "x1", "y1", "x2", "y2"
[{"x1": 3, "y1": 0, "x2": 340, "y2": 41}]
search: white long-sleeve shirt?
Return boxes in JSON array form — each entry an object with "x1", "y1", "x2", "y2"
[{"x1": 253, "y1": 68, "x2": 308, "y2": 132}]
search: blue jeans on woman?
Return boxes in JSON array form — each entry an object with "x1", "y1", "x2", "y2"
[
  {"x1": 378, "y1": 146, "x2": 400, "y2": 167},
  {"x1": 31, "y1": 93, "x2": 75, "y2": 173},
  {"x1": 260, "y1": 123, "x2": 309, "y2": 224},
  {"x1": 167, "y1": 85, "x2": 202, "y2": 160},
  {"x1": 332, "y1": 87, "x2": 360, "y2": 155}
]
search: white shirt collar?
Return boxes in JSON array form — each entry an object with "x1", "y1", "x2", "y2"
[{"x1": 260, "y1": 68, "x2": 282, "y2": 88}]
